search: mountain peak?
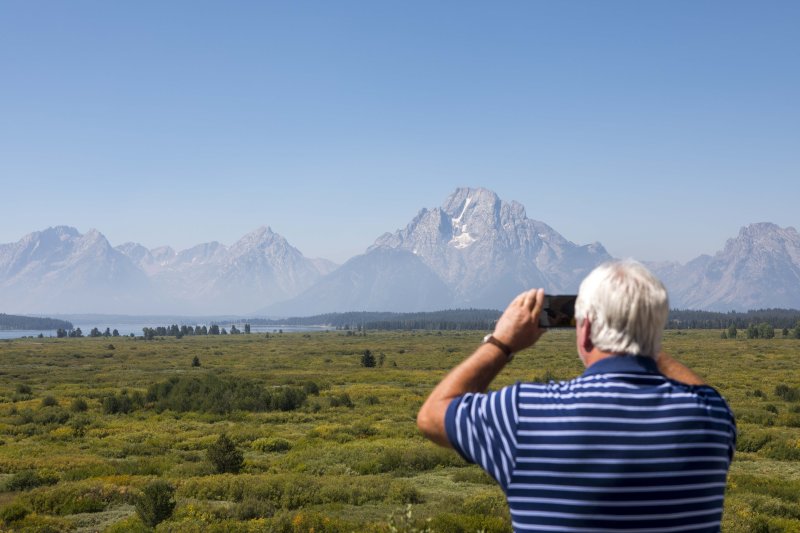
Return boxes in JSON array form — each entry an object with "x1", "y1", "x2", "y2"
[
  {"x1": 19, "y1": 226, "x2": 80, "y2": 245},
  {"x1": 234, "y1": 226, "x2": 286, "y2": 250},
  {"x1": 250, "y1": 225, "x2": 274, "y2": 236},
  {"x1": 740, "y1": 222, "x2": 781, "y2": 235},
  {"x1": 442, "y1": 187, "x2": 499, "y2": 217},
  {"x1": 51, "y1": 225, "x2": 81, "y2": 238},
  {"x1": 651, "y1": 222, "x2": 800, "y2": 311},
  {"x1": 726, "y1": 223, "x2": 800, "y2": 252},
  {"x1": 83, "y1": 228, "x2": 104, "y2": 241},
  {"x1": 368, "y1": 187, "x2": 611, "y2": 307}
]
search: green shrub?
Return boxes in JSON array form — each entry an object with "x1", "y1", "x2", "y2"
[
  {"x1": 102, "y1": 390, "x2": 144, "y2": 414},
  {"x1": 730, "y1": 474, "x2": 800, "y2": 503},
  {"x1": 69, "y1": 413, "x2": 92, "y2": 437},
  {"x1": 349, "y1": 420, "x2": 377, "y2": 438},
  {"x1": 761, "y1": 439, "x2": 800, "y2": 461},
  {"x1": 21, "y1": 481, "x2": 127, "y2": 515},
  {"x1": 775, "y1": 384, "x2": 800, "y2": 402},
  {"x1": 252, "y1": 437, "x2": 292, "y2": 453},
  {"x1": 70, "y1": 397, "x2": 88, "y2": 412},
  {"x1": 387, "y1": 504, "x2": 433, "y2": 533},
  {"x1": 0, "y1": 502, "x2": 28, "y2": 524},
  {"x1": 751, "y1": 494, "x2": 800, "y2": 520},
  {"x1": 271, "y1": 509, "x2": 356, "y2": 532},
  {"x1": 318, "y1": 477, "x2": 386, "y2": 505},
  {"x1": 776, "y1": 412, "x2": 800, "y2": 427},
  {"x1": 429, "y1": 512, "x2": 510, "y2": 533},
  {"x1": 302, "y1": 381, "x2": 320, "y2": 395},
  {"x1": 234, "y1": 495, "x2": 277, "y2": 520},
  {"x1": 136, "y1": 479, "x2": 176, "y2": 527},
  {"x1": 451, "y1": 468, "x2": 496, "y2": 485},
  {"x1": 462, "y1": 491, "x2": 507, "y2": 517},
  {"x1": 386, "y1": 480, "x2": 424, "y2": 504},
  {"x1": 178, "y1": 473, "x2": 392, "y2": 510},
  {"x1": 353, "y1": 442, "x2": 462, "y2": 474},
  {"x1": 208, "y1": 434, "x2": 244, "y2": 474},
  {"x1": 736, "y1": 430, "x2": 772, "y2": 453},
  {"x1": 328, "y1": 393, "x2": 353, "y2": 408},
  {"x1": 271, "y1": 387, "x2": 307, "y2": 411},
  {"x1": 280, "y1": 477, "x2": 321, "y2": 508},
  {"x1": 32, "y1": 406, "x2": 70, "y2": 426},
  {"x1": 360, "y1": 349, "x2": 376, "y2": 367},
  {"x1": 62, "y1": 463, "x2": 116, "y2": 481},
  {"x1": 757, "y1": 323, "x2": 775, "y2": 339},
  {"x1": 4, "y1": 469, "x2": 59, "y2": 491},
  {"x1": 181, "y1": 474, "x2": 269, "y2": 505},
  {"x1": 104, "y1": 514, "x2": 151, "y2": 533},
  {"x1": 147, "y1": 374, "x2": 306, "y2": 414},
  {"x1": 40, "y1": 395, "x2": 58, "y2": 407}
]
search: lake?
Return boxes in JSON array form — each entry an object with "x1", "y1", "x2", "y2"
[{"x1": 0, "y1": 324, "x2": 333, "y2": 340}]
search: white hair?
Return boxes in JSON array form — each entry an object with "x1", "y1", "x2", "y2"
[{"x1": 574, "y1": 260, "x2": 669, "y2": 358}]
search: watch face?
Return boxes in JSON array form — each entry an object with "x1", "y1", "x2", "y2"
[{"x1": 483, "y1": 333, "x2": 492, "y2": 343}]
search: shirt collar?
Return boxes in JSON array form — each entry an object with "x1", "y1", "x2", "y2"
[{"x1": 581, "y1": 354, "x2": 660, "y2": 377}]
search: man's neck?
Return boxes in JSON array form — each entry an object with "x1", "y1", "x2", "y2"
[{"x1": 581, "y1": 348, "x2": 616, "y2": 369}]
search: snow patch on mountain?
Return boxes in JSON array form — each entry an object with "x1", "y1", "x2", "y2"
[{"x1": 450, "y1": 231, "x2": 476, "y2": 249}]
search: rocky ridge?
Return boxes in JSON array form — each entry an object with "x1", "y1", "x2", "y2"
[{"x1": 2, "y1": 191, "x2": 799, "y2": 315}]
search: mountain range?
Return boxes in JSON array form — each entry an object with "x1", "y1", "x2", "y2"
[{"x1": 1, "y1": 187, "x2": 798, "y2": 315}]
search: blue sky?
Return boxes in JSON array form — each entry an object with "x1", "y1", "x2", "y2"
[{"x1": 2, "y1": 1, "x2": 798, "y2": 264}]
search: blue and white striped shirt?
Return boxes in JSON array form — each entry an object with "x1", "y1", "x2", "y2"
[{"x1": 445, "y1": 355, "x2": 736, "y2": 532}]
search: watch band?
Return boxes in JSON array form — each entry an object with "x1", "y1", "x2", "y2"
[{"x1": 482, "y1": 334, "x2": 514, "y2": 361}]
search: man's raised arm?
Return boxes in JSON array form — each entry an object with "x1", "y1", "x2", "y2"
[
  {"x1": 657, "y1": 352, "x2": 707, "y2": 386},
  {"x1": 416, "y1": 288, "x2": 546, "y2": 447}
]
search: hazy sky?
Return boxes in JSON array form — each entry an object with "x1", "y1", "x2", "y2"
[{"x1": 2, "y1": 1, "x2": 798, "y2": 264}]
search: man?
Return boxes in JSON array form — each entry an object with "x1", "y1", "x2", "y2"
[{"x1": 417, "y1": 260, "x2": 736, "y2": 532}]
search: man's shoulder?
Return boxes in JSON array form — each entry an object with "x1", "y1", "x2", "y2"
[
  {"x1": 517, "y1": 371, "x2": 732, "y2": 408},
  {"x1": 517, "y1": 370, "x2": 657, "y2": 391}
]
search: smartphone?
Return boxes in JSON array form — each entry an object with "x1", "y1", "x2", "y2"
[{"x1": 539, "y1": 295, "x2": 577, "y2": 328}]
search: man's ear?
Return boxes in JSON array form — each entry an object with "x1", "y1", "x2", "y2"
[{"x1": 579, "y1": 318, "x2": 594, "y2": 354}]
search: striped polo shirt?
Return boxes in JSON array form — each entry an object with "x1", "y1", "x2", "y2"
[{"x1": 444, "y1": 355, "x2": 736, "y2": 532}]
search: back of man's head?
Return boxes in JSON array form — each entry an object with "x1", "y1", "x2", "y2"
[{"x1": 575, "y1": 260, "x2": 669, "y2": 358}]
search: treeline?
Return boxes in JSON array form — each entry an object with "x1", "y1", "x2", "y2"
[
  {"x1": 720, "y1": 323, "x2": 800, "y2": 340},
  {"x1": 49, "y1": 323, "x2": 254, "y2": 340},
  {"x1": 250, "y1": 307, "x2": 800, "y2": 331},
  {"x1": 57, "y1": 327, "x2": 122, "y2": 338},
  {"x1": 248, "y1": 309, "x2": 502, "y2": 331},
  {"x1": 667, "y1": 308, "x2": 800, "y2": 329},
  {"x1": 0, "y1": 313, "x2": 73, "y2": 331},
  {"x1": 141, "y1": 323, "x2": 251, "y2": 340}
]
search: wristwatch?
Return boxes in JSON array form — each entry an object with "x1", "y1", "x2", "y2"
[{"x1": 482, "y1": 334, "x2": 514, "y2": 362}]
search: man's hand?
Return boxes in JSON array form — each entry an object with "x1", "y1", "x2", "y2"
[{"x1": 493, "y1": 288, "x2": 547, "y2": 354}]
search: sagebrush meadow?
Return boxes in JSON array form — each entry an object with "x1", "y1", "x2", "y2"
[{"x1": 0, "y1": 330, "x2": 798, "y2": 531}]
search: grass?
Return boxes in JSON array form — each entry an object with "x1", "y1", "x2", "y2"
[{"x1": 0, "y1": 329, "x2": 798, "y2": 531}]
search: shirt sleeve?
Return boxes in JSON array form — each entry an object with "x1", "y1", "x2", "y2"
[
  {"x1": 444, "y1": 384, "x2": 519, "y2": 490},
  {"x1": 693, "y1": 385, "x2": 738, "y2": 463}
]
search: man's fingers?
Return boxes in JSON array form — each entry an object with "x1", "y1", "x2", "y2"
[
  {"x1": 530, "y1": 288, "x2": 545, "y2": 318},
  {"x1": 511, "y1": 291, "x2": 527, "y2": 306},
  {"x1": 521, "y1": 289, "x2": 537, "y2": 309}
]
